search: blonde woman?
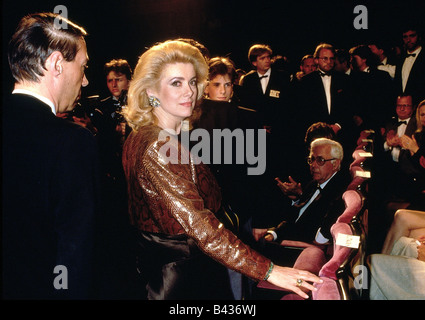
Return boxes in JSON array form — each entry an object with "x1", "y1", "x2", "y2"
[{"x1": 122, "y1": 40, "x2": 321, "y2": 300}]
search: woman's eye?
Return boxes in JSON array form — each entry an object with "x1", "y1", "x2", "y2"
[{"x1": 189, "y1": 79, "x2": 197, "y2": 86}]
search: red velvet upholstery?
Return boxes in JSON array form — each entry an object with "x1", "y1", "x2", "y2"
[
  {"x1": 312, "y1": 277, "x2": 341, "y2": 300},
  {"x1": 337, "y1": 190, "x2": 363, "y2": 224},
  {"x1": 349, "y1": 149, "x2": 366, "y2": 168},
  {"x1": 257, "y1": 245, "x2": 328, "y2": 300},
  {"x1": 312, "y1": 222, "x2": 354, "y2": 300},
  {"x1": 280, "y1": 240, "x2": 317, "y2": 249},
  {"x1": 318, "y1": 222, "x2": 353, "y2": 280}
]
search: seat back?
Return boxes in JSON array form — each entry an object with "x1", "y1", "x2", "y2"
[{"x1": 312, "y1": 189, "x2": 367, "y2": 300}]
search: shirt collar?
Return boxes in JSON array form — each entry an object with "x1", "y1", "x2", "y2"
[
  {"x1": 407, "y1": 46, "x2": 422, "y2": 56},
  {"x1": 398, "y1": 117, "x2": 410, "y2": 123},
  {"x1": 12, "y1": 88, "x2": 56, "y2": 115},
  {"x1": 258, "y1": 68, "x2": 271, "y2": 78},
  {"x1": 319, "y1": 171, "x2": 338, "y2": 189}
]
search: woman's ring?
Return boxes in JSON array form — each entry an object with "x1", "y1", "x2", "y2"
[{"x1": 296, "y1": 278, "x2": 303, "y2": 287}]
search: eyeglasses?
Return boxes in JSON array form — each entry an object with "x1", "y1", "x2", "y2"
[
  {"x1": 396, "y1": 104, "x2": 412, "y2": 108},
  {"x1": 317, "y1": 57, "x2": 335, "y2": 62},
  {"x1": 307, "y1": 156, "x2": 336, "y2": 166}
]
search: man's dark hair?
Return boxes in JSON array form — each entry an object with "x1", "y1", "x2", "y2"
[
  {"x1": 104, "y1": 59, "x2": 133, "y2": 80},
  {"x1": 207, "y1": 57, "x2": 237, "y2": 83},
  {"x1": 8, "y1": 12, "x2": 87, "y2": 83},
  {"x1": 248, "y1": 44, "x2": 272, "y2": 65}
]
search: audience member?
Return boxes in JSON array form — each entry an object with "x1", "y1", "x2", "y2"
[
  {"x1": 399, "y1": 99, "x2": 425, "y2": 209},
  {"x1": 3, "y1": 12, "x2": 99, "y2": 299},
  {"x1": 369, "y1": 209, "x2": 425, "y2": 300},
  {"x1": 292, "y1": 122, "x2": 339, "y2": 184},
  {"x1": 238, "y1": 44, "x2": 294, "y2": 239},
  {"x1": 291, "y1": 54, "x2": 317, "y2": 84},
  {"x1": 98, "y1": 59, "x2": 132, "y2": 147},
  {"x1": 94, "y1": 59, "x2": 137, "y2": 300},
  {"x1": 296, "y1": 43, "x2": 356, "y2": 159},
  {"x1": 194, "y1": 56, "x2": 247, "y2": 299},
  {"x1": 121, "y1": 39, "x2": 322, "y2": 300},
  {"x1": 238, "y1": 44, "x2": 292, "y2": 133},
  {"x1": 349, "y1": 44, "x2": 395, "y2": 131},
  {"x1": 381, "y1": 95, "x2": 419, "y2": 204},
  {"x1": 334, "y1": 49, "x2": 351, "y2": 75},
  {"x1": 394, "y1": 26, "x2": 425, "y2": 106},
  {"x1": 263, "y1": 138, "x2": 349, "y2": 245},
  {"x1": 368, "y1": 40, "x2": 397, "y2": 79}
]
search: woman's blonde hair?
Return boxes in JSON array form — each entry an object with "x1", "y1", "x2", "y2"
[
  {"x1": 123, "y1": 40, "x2": 208, "y2": 131},
  {"x1": 416, "y1": 99, "x2": 425, "y2": 133}
]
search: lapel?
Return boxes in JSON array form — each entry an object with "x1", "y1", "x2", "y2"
[
  {"x1": 314, "y1": 71, "x2": 329, "y2": 112},
  {"x1": 405, "y1": 117, "x2": 417, "y2": 137}
]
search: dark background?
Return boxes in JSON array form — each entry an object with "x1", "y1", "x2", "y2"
[{"x1": 2, "y1": 0, "x2": 425, "y2": 99}]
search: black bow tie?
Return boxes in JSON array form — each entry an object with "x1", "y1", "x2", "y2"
[
  {"x1": 406, "y1": 53, "x2": 416, "y2": 58},
  {"x1": 397, "y1": 120, "x2": 407, "y2": 126},
  {"x1": 319, "y1": 71, "x2": 331, "y2": 77},
  {"x1": 259, "y1": 75, "x2": 268, "y2": 80}
]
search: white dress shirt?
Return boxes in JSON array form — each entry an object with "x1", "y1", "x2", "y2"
[
  {"x1": 319, "y1": 69, "x2": 332, "y2": 114},
  {"x1": 402, "y1": 46, "x2": 422, "y2": 92},
  {"x1": 258, "y1": 69, "x2": 271, "y2": 94}
]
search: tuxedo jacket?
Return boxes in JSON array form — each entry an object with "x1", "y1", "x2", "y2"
[
  {"x1": 394, "y1": 49, "x2": 425, "y2": 106},
  {"x1": 296, "y1": 70, "x2": 355, "y2": 135},
  {"x1": 239, "y1": 68, "x2": 291, "y2": 129},
  {"x1": 349, "y1": 68, "x2": 395, "y2": 130},
  {"x1": 275, "y1": 170, "x2": 350, "y2": 243},
  {"x1": 383, "y1": 116, "x2": 418, "y2": 173},
  {"x1": 2, "y1": 94, "x2": 100, "y2": 299}
]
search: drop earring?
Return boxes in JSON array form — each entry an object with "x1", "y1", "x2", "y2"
[{"x1": 148, "y1": 96, "x2": 161, "y2": 108}]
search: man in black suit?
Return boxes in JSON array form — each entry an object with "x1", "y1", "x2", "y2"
[
  {"x1": 349, "y1": 44, "x2": 395, "y2": 131},
  {"x1": 238, "y1": 44, "x2": 291, "y2": 132},
  {"x1": 3, "y1": 12, "x2": 99, "y2": 299},
  {"x1": 296, "y1": 43, "x2": 355, "y2": 153},
  {"x1": 394, "y1": 26, "x2": 425, "y2": 107},
  {"x1": 237, "y1": 44, "x2": 293, "y2": 235},
  {"x1": 262, "y1": 138, "x2": 349, "y2": 244},
  {"x1": 380, "y1": 95, "x2": 419, "y2": 203}
]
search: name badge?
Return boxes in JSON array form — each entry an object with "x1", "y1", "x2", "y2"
[
  {"x1": 336, "y1": 233, "x2": 360, "y2": 249},
  {"x1": 269, "y1": 90, "x2": 280, "y2": 98}
]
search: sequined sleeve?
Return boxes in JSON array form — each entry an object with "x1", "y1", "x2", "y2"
[{"x1": 138, "y1": 133, "x2": 271, "y2": 281}]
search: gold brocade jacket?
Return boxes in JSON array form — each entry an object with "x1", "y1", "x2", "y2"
[{"x1": 122, "y1": 125, "x2": 271, "y2": 281}]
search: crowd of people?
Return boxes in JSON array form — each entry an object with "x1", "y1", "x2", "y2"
[{"x1": 2, "y1": 11, "x2": 425, "y2": 300}]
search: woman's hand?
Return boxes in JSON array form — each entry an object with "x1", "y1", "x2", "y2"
[
  {"x1": 400, "y1": 134, "x2": 420, "y2": 155},
  {"x1": 267, "y1": 265, "x2": 323, "y2": 299}
]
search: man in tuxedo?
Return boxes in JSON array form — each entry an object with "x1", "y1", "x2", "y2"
[
  {"x1": 238, "y1": 44, "x2": 293, "y2": 233},
  {"x1": 238, "y1": 44, "x2": 292, "y2": 132},
  {"x1": 261, "y1": 138, "x2": 350, "y2": 245},
  {"x1": 349, "y1": 44, "x2": 395, "y2": 131},
  {"x1": 394, "y1": 26, "x2": 425, "y2": 106},
  {"x1": 381, "y1": 95, "x2": 419, "y2": 203},
  {"x1": 3, "y1": 12, "x2": 99, "y2": 299},
  {"x1": 296, "y1": 43, "x2": 355, "y2": 153}
]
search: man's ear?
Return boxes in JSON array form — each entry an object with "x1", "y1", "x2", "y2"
[{"x1": 46, "y1": 51, "x2": 64, "y2": 76}]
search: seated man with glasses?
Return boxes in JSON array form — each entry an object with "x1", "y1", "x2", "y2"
[{"x1": 260, "y1": 138, "x2": 350, "y2": 247}]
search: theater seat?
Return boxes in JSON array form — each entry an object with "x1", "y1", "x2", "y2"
[{"x1": 312, "y1": 190, "x2": 368, "y2": 300}]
